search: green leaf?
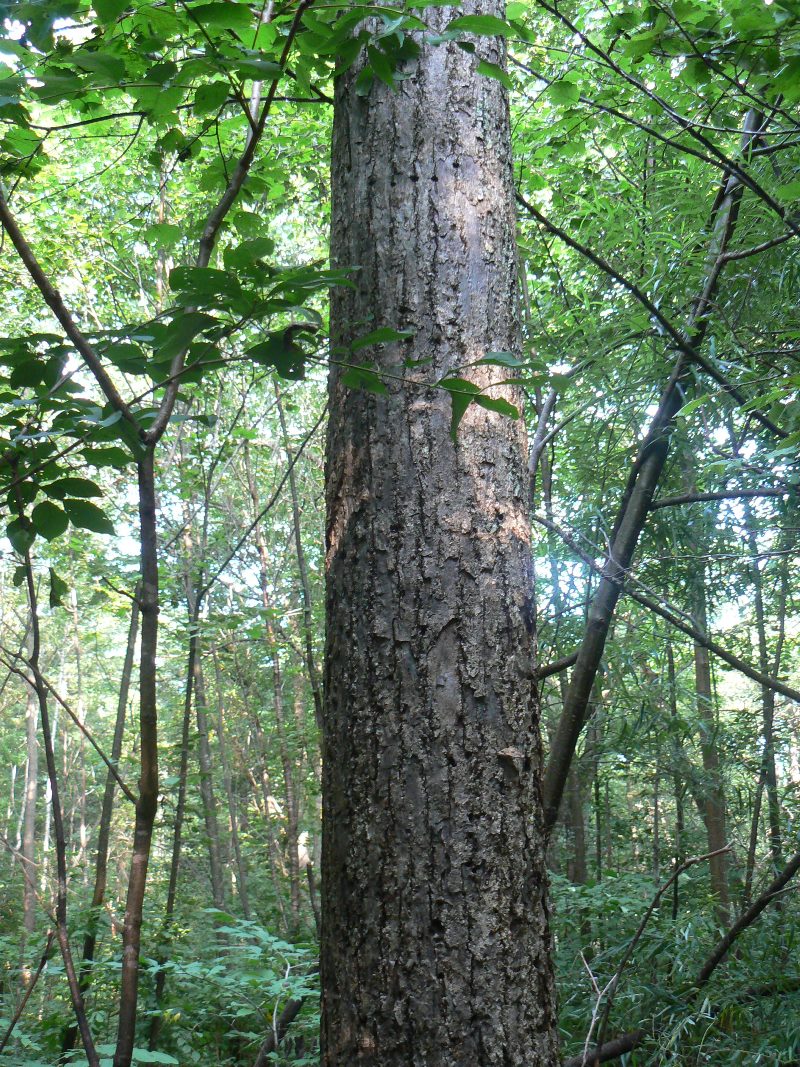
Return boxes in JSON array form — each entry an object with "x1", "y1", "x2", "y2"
[
  {"x1": 83, "y1": 446, "x2": 133, "y2": 469},
  {"x1": 474, "y1": 395, "x2": 519, "y2": 419},
  {"x1": 446, "y1": 14, "x2": 514, "y2": 36},
  {"x1": 94, "y1": 0, "x2": 128, "y2": 23},
  {"x1": 231, "y1": 56, "x2": 283, "y2": 79},
  {"x1": 63, "y1": 499, "x2": 115, "y2": 536},
  {"x1": 476, "y1": 351, "x2": 525, "y2": 368},
  {"x1": 223, "y1": 237, "x2": 275, "y2": 270},
  {"x1": 143, "y1": 223, "x2": 183, "y2": 248},
  {"x1": 169, "y1": 266, "x2": 240, "y2": 301},
  {"x1": 43, "y1": 477, "x2": 103, "y2": 500},
  {"x1": 9, "y1": 359, "x2": 48, "y2": 390},
  {"x1": 367, "y1": 45, "x2": 395, "y2": 87},
  {"x1": 549, "y1": 79, "x2": 580, "y2": 105},
  {"x1": 189, "y1": 3, "x2": 254, "y2": 32},
  {"x1": 775, "y1": 180, "x2": 800, "y2": 202},
  {"x1": 476, "y1": 59, "x2": 512, "y2": 89},
  {"x1": 31, "y1": 501, "x2": 69, "y2": 540},
  {"x1": 104, "y1": 343, "x2": 148, "y2": 376},
  {"x1": 153, "y1": 312, "x2": 217, "y2": 361},
  {"x1": 49, "y1": 567, "x2": 69, "y2": 609},
  {"x1": 439, "y1": 377, "x2": 480, "y2": 440},
  {"x1": 6, "y1": 516, "x2": 35, "y2": 554},
  {"x1": 352, "y1": 327, "x2": 414, "y2": 351},
  {"x1": 340, "y1": 365, "x2": 388, "y2": 394},
  {"x1": 676, "y1": 394, "x2": 709, "y2": 419},
  {"x1": 246, "y1": 330, "x2": 307, "y2": 380},
  {"x1": 194, "y1": 81, "x2": 230, "y2": 116},
  {"x1": 355, "y1": 67, "x2": 374, "y2": 97}
]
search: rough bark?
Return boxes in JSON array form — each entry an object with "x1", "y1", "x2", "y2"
[{"x1": 323, "y1": 9, "x2": 559, "y2": 1064}]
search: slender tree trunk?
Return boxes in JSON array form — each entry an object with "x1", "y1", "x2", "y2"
[
  {"x1": 212, "y1": 649, "x2": 251, "y2": 919},
  {"x1": 193, "y1": 652, "x2": 226, "y2": 910},
  {"x1": 743, "y1": 504, "x2": 785, "y2": 901},
  {"x1": 691, "y1": 575, "x2": 730, "y2": 926},
  {"x1": 177, "y1": 431, "x2": 226, "y2": 912},
  {"x1": 667, "y1": 637, "x2": 685, "y2": 921},
  {"x1": 652, "y1": 753, "x2": 660, "y2": 885},
  {"x1": 147, "y1": 626, "x2": 196, "y2": 1051},
  {"x1": 323, "y1": 10, "x2": 559, "y2": 1062},
  {"x1": 245, "y1": 448, "x2": 302, "y2": 934},
  {"x1": 539, "y1": 445, "x2": 587, "y2": 886},
  {"x1": 61, "y1": 593, "x2": 139, "y2": 1059},
  {"x1": 6, "y1": 763, "x2": 19, "y2": 869},
  {"x1": 115, "y1": 448, "x2": 160, "y2": 1067},
  {"x1": 19, "y1": 547, "x2": 98, "y2": 1065},
  {"x1": 68, "y1": 580, "x2": 89, "y2": 875},
  {"x1": 20, "y1": 677, "x2": 38, "y2": 981},
  {"x1": 275, "y1": 382, "x2": 323, "y2": 733},
  {"x1": 590, "y1": 718, "x2": 603, "y2": 884}
]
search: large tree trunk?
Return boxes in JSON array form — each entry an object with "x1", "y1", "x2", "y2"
[{"x1": 323, "y1": 9, "x2": 559, "y2": 1064}]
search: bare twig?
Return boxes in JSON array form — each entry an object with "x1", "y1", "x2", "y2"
[{"x1": 589, "y1": 848, "x2": 730, "y2": 1063}]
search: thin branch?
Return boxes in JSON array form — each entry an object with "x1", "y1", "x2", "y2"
[
  {"x1": 0, "y1": 191, "x2": 140, "y2": 433},
  {"x1": 697, "y1": 848, "x2": 800, "y2": 986},
  {"x1": 0, "y1": 651, "x2": 136, "y2": 804},
  {"x1": 590, "y1": 848, "x2": 731, "y2": 1062},
  {"x1": 536, "y1": 650, "x2": 579, "y2": 680},
  {"x1": 651, "y1": 488, "x2": 789, "y2": 510},
  {"x1": 721, "y1": 231, "x2": 797, "y2": 262},
  {"x1": 145, "y1": 0, "x2": 316, "y2": 443},
  {"x1": 0, "y1": 930, "x2": 56, "y2": 1055},
  {"x1": 533, "y1": 512, "x2": 800, "y2": 705}
]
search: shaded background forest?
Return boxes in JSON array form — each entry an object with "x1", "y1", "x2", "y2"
[{"x1": 1, "y1": 0, "x2": 799, "y2": 1063}]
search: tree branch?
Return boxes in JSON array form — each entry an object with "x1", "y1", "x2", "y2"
[
  {"x1": 0, "y1": 191, "x2": 140, "y2": 433},
  {"x1": 536, "y1": 650, "x2": 579, "y2": 680},
  {"x1": 534, "y1": 511, "x2": 800, "y2": 706},
  {"x1": 145, "y1": 0, "x2": 316, "y2": 443},
  {"x1": 564, "y1": 847, "x2": 800, "y2": 1065},
  {"x1": 650, "y1": 487, "x2": 789, "y2": 509},
  {"x1": 697, "y1": 848, "x2": 800, "y2": 986}
]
